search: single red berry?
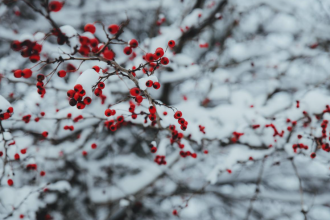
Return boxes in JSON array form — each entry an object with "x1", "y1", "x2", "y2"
[
  {"x1": 84, "y1": 23, "x2": 96, "y2": 34},
  {"x1": 74, "y1": 84, "x2": 83, "y2": 92},
  {"x1": 57, "y1": 70, "x2": 66, "y2": 77},
  {"x1": 20, "y1": 148, "x2": 27, "y2": 154},
  {"x1": 168, "y1": 40, "x2": 175, "y2": 48},
  {"x1": 7, "y1": 107, "x2": 14, "y2": 114},
  {"x1": 131, "y1": 113, "x2": 137, "y2": 119},
  {"x1": 22, "y1": 69, "x2": 32, "y2": 78},
  {"x1": 77, "y1": 102, "x2": 86, "y2": 109},
  {"x1": 108, "y1": 24, "x2": 120, "y2": 34},
  {"x1": 94, "y1": 88, "x2": 102, "y2": 96},
  {"x1": 40, "y1": 112, "x2": 45, "y2": 116},
  {"x1": 105, "y1": 109, "x2": 112, "y2": 117},
  {"x1": 126, "y1": 39, "x2": 138, "y2": 50},
  {"x1": 172, "y1": 209, "x2": 178, "y2": 216},
  {"x1": 29, "y1": 55, "x2": 40, "y2": 63},
  {"x1": 148, "y1": 114, "x2": 156, "y2": 121},
  {"x1": 14, "y1": 153, "x2": 20, "y2": 160},
  {"x1": 135, "y1": 95, "x2": 143, "y2": 103},
  {"x1": 151, "y1": 147, "x2": 157, "y2": 153},
  {"x1": 160, "y1": 57, "x2": 169, "y2": 65},
  {"x1": 92, "y1": 65, "x2": 100, "y2": 72},
  {"x1": 19, "y1": 214, "x2": 24, "y2": 219},
  {"x1": 191, "y1": 153, "x2": 197, "y2": 158},
  {"x1": 145, "y1": 53, "x2": 155, "y2": 62},
  {"x1": 163, "y1": 111, "x2": 167, "y2": 116},
  {"x1": 155, "y1": 47, "x2": 164, "y2": 58},
  {"x1": 153, "y1": 82, "x2": 160, "y2": 89},
  {"x1": 117, "y1": 115, "x2": 124, "y2": 123},
  {"x1": 83, "y1": 97, "x2": 92, "y2": 105},
  {"x1": 14, "y1": 70, "x2": 22, "y2": 78},
  {"x1": 174, "y1": 111, "x2": 182, "y2": 119},
  {"x1": 123, "y1": 46, "x2": 132, "y2": 55},
  {"x1": 91, "y1": 143, "x2": 97, "y2": 149},
  {"x1": 11, "y1": 40, "x2": 21, "y2": 51},
  {"x1": 98, "y1": 82, "x2": 105, "y2": 89},
  {"x1": 40, "y1": 171, "x2": 46, "y2": 176},
  {"x1": 7, "y1": 179, "x2": 13, "y2": 186},
  {"x1": 145, "y1": 80, "x2": 153, "y2": 87},
  {"x1": 103, "y1": 49, "x2": 115, "y2": 60},
  {"x1": 82, "y1": 151, "x2": 87, "y2": 156},
  {"x1": 204, "y1": 150, "x2": 208, "y2": 154},
  {"x1": 149, "y1": 106, "x2": 156, "y2": 114},
  {"x1": 42, "y1": 131, "x2": 48, "y2": 138},
  {"x1": 49, "y1": 1, "x2": 62, "y2": 12},
  {"x1": 130, "y1": 87, "x2": 140, "y2": 96},
  {"x1": 67, "y1": 90, "x2": 75, "y2": 98},
  {"x1": 310, "y1": 152, "x2": 316, "y2": 159}
]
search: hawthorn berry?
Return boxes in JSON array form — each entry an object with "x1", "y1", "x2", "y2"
[
  {"x1": 146, "y1": 80, "x2": 153, "y2": 87},
  {"x1": 37, "y1": 74, "x2": 45, "y2": 81},
  {"x1": 168, "y1": 40, "x2": 175, "y2": 48},
  {"x1": 91, "y1": 143, "x2": 97, "y2": 149},
  {"x1": 14, "y1": 153, "x2": 20, "y2": 160},
  {"x1": 149, "y1": 114, "x2": 156, "y2": 121},
  {"x1": 117, "y1": 115, "x2": 124, "y2": 123},
  {"x1": 74, "y1": 84, "x2": 83, "y2": 92},
  {"x1": 22, "y1": 69, "x2": 32, "y2": 78},
  {"x1": 155, "y1": 47, "x2": 164, "y2": 58},
  {"x1": 163, "y1": 111, "x2": 167, "y2": 116},
  {"x1": 109, "y1": 124, "x2": 117, "y2": 131},
  {"x1": 49, "y1": 1, "x2": 62, "y2": 12},
  {"x1": 178, "y1": 118, "x2": 185, "y2": 125},
  {"x1": 82, "y1": 151, "x2": 87, "y2": 156},
  {"x1": 130, "y1": 87, "x2": 140, "y2": 96},
  {"x1": 103, "y1": 49, "x2": 115, "y2": 60},
  {"x1": 160, "y1": 57, "x2": 169, "y2": 65},
  {"x1": 98, "y1": 82, "x2": 105, "y2": 89},
  {"x1": 146, "y1": 53, "x2": 155, "y2": 62},
  {"x1": 192, "y1": 153, "x2": 197, "y2": 158},
  {"x1": 149, "y1": 106, "x2": 156, "y2": 114},
  {"x1": 83, "y1": 97, "x2": 92, "y2": 105},
  {"x1": 90, "y1": 67, "x2": 99, "y2": 74},
  {"x1": 174, "y1": 111, "x2": 182, "y2": 119},
  {"x1": 7, "y1": 179, "x2": 13, "y2": 186},
  {"x1": 310, "y1": 152, "x2": 316, "y2": 159},
  {"x1": 151, "y1": 147, "x2": 157, "y2": 153},
  {"x1": 42, "y1": 131, "x2": 48, "y2": 138},
  {"x1": 172, "y1": 210, "x2": 178, "y2": 216},
  {"x1": 40, "y1": 171, "x2": 46, "y2": 176},
  {"x1": 20, "y1": 214, "x2": 24, "y2": 219},
  {"x1": 128, "y1": 39, "x2": 138, "y2": 48},
  {"x1": 153, "y1": 82, "x2": 161, "y2": 89},
  {"x1": 123, "y1": 46, "x2": 132, "y2": 55},
  {"x1": 77, "y1": 102, "x2": 86, "y2": 109},
  {"x1": 14, "y1": 70, "x2": 22, "y2": 78},
  {"x1": 105, "y1": 109, "x2": 112, "y2": 117},
  {"x1": 29, "y1": 55, "x2": 40, "y2": 63},
  {"x1": 11, "y1": 40, "x2": 21, "y2": 51},
  {"x1": 40, "y1": 112, "x2": 45, "y2": 116},
  {"x1": 67, "y1": 90, "x2": 75, "y2": 98},
  {"x1": 84, "y1": 23, "x2": 96, "y2": 34},
  {"x1": 111, "y1": 109, "x2": 116, "y2": 115},
  {"x1": 57, "y1": 70, "x2": 66, "y2": 78},
  {"x1": 108, "y1": 24, "x2": 120, "y2": 34},
  {"x1": 135, "y1": 95, "x2": 143, "y2": 103},
  {"x1": 94, "y1": 88, "x2": 102, "y2": 96},
  {"x1": 131, "y1": 113, "x2": 137, "y2": 119}
]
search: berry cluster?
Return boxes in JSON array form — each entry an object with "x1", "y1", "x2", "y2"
[
  {"x1": 67, "y1": 84, "x2": 92, "y2": 109},
  {"x1": 94, "y1": 82, "x2": 105, "y2": 97},
  {"x1": 11, "y1": 40, "x2": 42, "y2": 63},
  {"x1": 78, "y1": 34, "x2": 100, "y2": 56},
  {"x1": 123, "y1": 39, "x2": 139, "y2": 56},
  {"x1": 174, "y1": 111, "x2": 187, "y2": 131},
  {"x1": 231, "y1": 131, "x2": 244, "y2": 143},
  {"x1": 154, "y1": 155, "x2": 166, "y2": 165},
  {"x1": 0, "y1": 106, "x2": 13, "y2": 120},
  {"x1": 199, "y1": 125, "x2": 205, "y2": 134},
  {"x1": 13, "y1": 69, "x2": 33, "y2": 78},
  {"x1": 104, "y1": 115, "x2": 125, "y2": 132},
  {"x1": 36, "y1": 74, "x2": 46, "y2": 97}
]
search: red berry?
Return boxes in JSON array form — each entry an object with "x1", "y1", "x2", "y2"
[
  {"x1": 103, "y1": 49, "x2": 115, "y2": 60},
  {"x1": 155, "y1": 47, "x2": 164, "y2": 58},
  {"x1": 149, "y1": 106, "x2": 156, "y2": 114},
  {"x1": 310, "y1": 152, "x2": 316, "y2": 159},
  {"x1": 91, "y1": 143, "x2": 97, "y2": 149},
  {"x1": 49, "y1": 1, "x2": 62, "y2": 12},
  {"x1": 135, "y1": 95, "x2": 143, "y2": 103},
  {"x1": 145, "y1": 53, "x2": 155, "y2": 62},
  {"x1": 20, "y1": 148, "x2": 26, "y2": 154},
  {"x1": 123, "y1": 46, "x2": 132, "y2": 55},
  {"x1": 40, "y1": 171, "x2": 46, "y2": 176},
  {"x1": 22, "y1": 69, "x2": 32, "y2": 78},
  {"x1": 7, "y1": 179, "x2": 13, "y2": 186},
  {"x1": 40, "y1": 112, "x2": 45, "y2": 116},
  {"x1": 14, "y1": 153, "x2": 20, "y2": 160},
  {"x1": 14, "y1": 70, "x2": 22, "y2": 78},
  {"x1": 151, "y1": 147, "x2": 157, "y2": 153},
  {"x1": 191, "y1": 153, "x2": 197, "y2": 158},
  {"x1": 148, "y1": 114, "x2": 156, "y2": 121},
  {"x1": 42, "y1": 131, "x2": 48, "y2": 137},
  {"x1": 117, "y1": 116, "x2": 124, "y2": 123},
  {"x1": 57, "y1": 70, "x2": 66, "y2": 77},
  {"x1": 172, "y1": 210, "x2": 178, "y2": 216},
  {"x1": 153, "y1": 82, "x2": 160, "y2": 89},
  {"x1": 105, "y1": 109, "x2": 112, "y2": 117},
  {"x1": 174, "y1": 111, "x2": 182, "y2": 119},
  {"x1": 74, "y1": 84, "x2": 83, "y2": 92},
  {"x1": 130, "y1": 87, "x2": 140, "y2": 96},
  {"x1": 84, "y1": 23, "x2": 96, "y2": 34},
  {"x1": 129, "y1": 39, "x2": 139, "y2": 48},
  {"x1": 67, "y1": 90, "x2": 75, "y2": 98},
  {"x1": 92, "y1": 65, "x2": 100, "y2": 72},
  {"x1": 98, "y1": 82, "x2": 105, "y2": 89},
  {"x1": 168, "y1": 40, "x2": 175, "y2": 48},
  {"x1": 94, "y1": 88, "x2": 102, "y2": 96},
  {"x1": 160, "y1": 57, "x2": 169, "y2": 65},
  {"x1": 82, "y1": 151, "x2": 87, "y2": 156},
  {"x1": 11, "y1": 40, "x2": 21, "y2": 51},
  {"x1": 29, "y1": 55, "x2": 40, "y2": 63},
  {"x1": 163, "y1": 111, "x2": 167, "y2": 116},
  {"x1": 145, "y1": 80, "x2": 153, "y2": 87},
  {"x1": 108, "y1": 24, "x2": 120, "y2": 34},
  {"x1": 83, "y1": 97, "x2": 92, "y2": 105},
  {"x1": 20, "y1": 214, "x2": 24, "y2": 219},
  {"x1": 77, "y1": 102, "x2": 86, "y2": 109}
]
